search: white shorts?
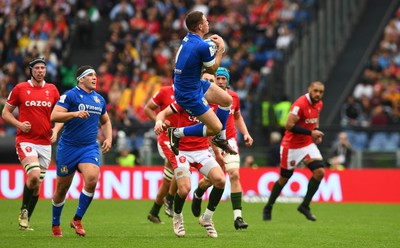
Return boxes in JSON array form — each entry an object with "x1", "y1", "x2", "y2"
[
  {"x1": 176, "y1": 149, "x2": 219, "y2": 177},
  {"x1": 280, "y1": 143, "x2": 322, "y2": 170},
  {"x1": 16, "y1": 142, "x2": 51, "y2": 169}
]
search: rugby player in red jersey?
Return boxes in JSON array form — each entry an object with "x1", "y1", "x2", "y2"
[
  {"x1": 263, "y1": 81, "x2": 325, "y2": 221},
  {"x1": 2, "y1": 58, "x2": 61, "y2": 230},
  {"x1": 144, "y1": 85, "x2": 179, "y2": 223}
]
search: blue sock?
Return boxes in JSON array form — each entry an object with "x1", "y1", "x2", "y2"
[
  {"x1": 183, "y1": 123, "x2": 205, "y2": 137},
  {"x1": 52, "y1": 200, "x2": 65, "y2": 226},
  {"x1": 216, "y1": 105, "x2": 230, "y2": 131},
  {"x1": 75, "y1": 189, "x2": 94, "y2": 218}
]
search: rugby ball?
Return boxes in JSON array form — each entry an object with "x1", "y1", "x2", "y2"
[{"x1": 204, "y1": 39, "x2": 218, "y2": 54}]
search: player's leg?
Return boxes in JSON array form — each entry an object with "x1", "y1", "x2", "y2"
[
  {"x1": 148, "y1": 160, "x2": 173, "y2": 224},
  {"x1": 172, "y1": 166, "x2": 191, "y2": 237},
  {"x1": 263, "y1": 146, "x2": 295, "y2": 221},
  {"x1": 297, "y1": 159, "x2": 325, "y2": 221},
  {"x1": 17, "y1": 143, "x2": 42, "y2": 230},
  {"x1": 225, "y1": 153, "x2": 248, "y2": 229},
  {"x1": 70, "y1": 162, "x2": 100, "y2": 236},
  {"x1": 52, "y1": 173, "x2": 75, "y2": 237},
  {"x1": 191, "y1": 177, "x2": 212, "y2": 217},
  {"x1": 198, "y1": 159, "x2": 225, "y2": 238},
  {"x1": 165, "y1": 175, "x2": 177, "y2": 216}
]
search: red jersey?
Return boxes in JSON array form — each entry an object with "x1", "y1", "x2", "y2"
[
  {"x1": 210, "y1": 89, "x2": 240, "y2": 140},
  {"x1": 170, "y1": 102, "x2": 209, "y2": 151},
  {"x1": 281, "y1": 93, "x2": 323, "y2": 149},
  {"x1": 151, "y1": 86, "x2": 179, "y2": 144},
  {"x1": 6, "y1": 81, "x2": 60, "y2": 145}
]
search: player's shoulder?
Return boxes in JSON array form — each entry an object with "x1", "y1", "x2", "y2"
[
  {"x1": 228, "y1": 89, "x2": 238, "y2": 98},
  {"x1": 13, "y1": 81, "x2": 29, "y2": 89}
]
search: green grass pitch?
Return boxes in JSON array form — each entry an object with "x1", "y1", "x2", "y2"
[{"x1": 0, "y1": 199, "x2": 398, "y2": 248}]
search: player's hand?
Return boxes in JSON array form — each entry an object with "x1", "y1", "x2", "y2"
[
  {"x1": 19, "y1": 121, "x2": 31, "y2": 133},
  {"x1": 243, "y1": 134, "x2": 253, "y2": 146},
  {"x1": 102, "y1": 138, "x2": 112, "y2": 154},
  {"x1": 315, "y1": 136, "x2": 323, "y2": 144},
  {"x1": 50, "y1": 128, "x2": 58, "y2": 143},
  {"x1": 209, "y1": 34, "x2": 225, "y2": 52},
  {"x1": 311, "y1": 129, "x2": 324, "y2": 140},
  {"x1": 75, "y1": 110, "x2": 90, "y2": 119},
  {"x1": 215, "y1": 154, "x2": 226, "y2": 172},
  {"x1": 154, "y1": 121, "x2": 165, "y2": 135}
]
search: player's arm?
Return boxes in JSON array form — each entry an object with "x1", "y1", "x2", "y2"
[
  {"x1": 286, "y1": 112, "x2": 323, "y2": 139},
  {"x1": 154, "y1": 105, "x2": 175, "y2": 135},
  {"x1": 204, "y1": 35, "x2": 225, "y2": 74},
  {"x1": 51, "y1": 105, "x2": 90, "y2": 122},
  {"x1": 99, "y1": 112, "x2": 112, "y2": 154},
  {"x1": 144, "y1": 100, "x2": 158, "y2": 122},
  {"x1": 234, "y1": 111, "x2": 253, "y2": 146},
  {"x1": 50, "y1": 122, "x2": 64, "y2": 143},
  {"x1": 1, "y1": 104, "x2": 31, "y2": 133}
]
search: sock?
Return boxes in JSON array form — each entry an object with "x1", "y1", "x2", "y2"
[
  {"x1": 230, "y1": 192, "x2": 242, "y2": 210},
  {"x1": 194, "y1": 187, "x2": 206, "y2": 198},
  {"x1": 207, "y1": 187, "x2": 224, "y2": 212},
  {"x1": 74, "y1": 189, "x2": 94, "y2": 220},
  {"x1": 233, "y1": 209, "x2": 242, "y2": 220},
  {"x1": 165, "y1": 192, "x2": 174, "y2": 205},
  {"x1": 52, "y1": 200, "x2": 65, "y2": 226},
  {"x1": 21, "y1": 183, "x2": 34, "y2": 210},
  {"x1": 266, "y1": 181, "x2": 284, "y2": 207},
  {"x1": 27, "y1": 195, "x2": 39, "y2": 218},
  {"x1": 216, "y1": 105, "x2": 230, "y2": 139},
  {"x1": 203, "y1": 208, "x2": 214, "y2": 220},
  {"x1": 183, "y1": 123, "x2": 205, "y2": 137},
  {"x1": 302, "y1": 177, "x2": 321, "y2": 206},
  {"x1": 174, "y1": 128, "x2": 185, "y2": 138},
  {"x1": 150, "y1": 202, "x2": 162, "y2": 216},
  {"x1": 173, "y1": 193, "x2": 186, "y2": 214}
]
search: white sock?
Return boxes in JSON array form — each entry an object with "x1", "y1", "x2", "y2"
[
  {"x1": 174, "y1": 128, "x2": 185, "y2": 138},
  {"x1": 203, "y1": 208, "x2": 214, "y2": 220},
  {"x1": 233, "y1": 209, "x2": 242, "y2": 220},
  {"x1": 217, "y1": 130, "x2": 226, "y2": 140}
]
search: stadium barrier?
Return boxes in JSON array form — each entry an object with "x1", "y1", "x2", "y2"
[{"x1": 0, "y1": 165, "x2": 399, "y2": 203}]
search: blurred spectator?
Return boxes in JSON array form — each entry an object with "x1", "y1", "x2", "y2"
[
  {"x1": 370, "y1": 104, "x2": 390, "y2": 126},
  {"x1": 329, "y1": 132, "x2": 353, "y2": 170},
  {"x1": 243, "y1": 155, "x2": 258, "y2": 169},
  {"x1": 267, "y1": 131, "x2": 281, "y2": 167},
  {"x1": 117, "y1": 148, "x2": 136, "y2": 167},
  {"x1": 353, "y1": 77, "x2": 373, "y2": 100},
  {"x1": 340, "y1": 95, "x2": 363, "y2": 127}
]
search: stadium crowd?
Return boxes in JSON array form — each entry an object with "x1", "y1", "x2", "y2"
[
  {"x1": 340, "y1": 7, "x2": 400, "y2": 151},
  {"x1": 0, "y1": 0, "x2": 325, "y2": 165}
]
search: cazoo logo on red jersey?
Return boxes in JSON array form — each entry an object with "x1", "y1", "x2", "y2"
[
  {"x1": 25, "y1": 100, "x2": 52, "y2": 107},
  {"x1": 305, "y1": 118, "x2": 318, "y2": 124}
]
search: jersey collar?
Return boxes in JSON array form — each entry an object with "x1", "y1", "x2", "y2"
[{"x1": 28, "y1": 80, "x2": 46, "y2": 88}]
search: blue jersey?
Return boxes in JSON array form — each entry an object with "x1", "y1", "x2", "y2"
[
  {"x1": 57, "y1": 86, "x2": 106, "y2": 147},
  {"x1": 174, "y1": 33, "x2": 216, "y2": 100}
]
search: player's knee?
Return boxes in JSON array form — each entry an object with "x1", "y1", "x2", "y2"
[
  {"x1": 308, "y1": 160, "x2": 325, "y2": 180},
  {"x1": 212, "y1": 176, "x2": 226, "y2": 189},
  {"x1": 228, "y1": 169, "x2": 240, "y2": 182},
  {"x1": 178, "y1": 184, "x2": 191, "y2": 198},
  {"x1": 209, "y1": 123, "x2": 222, "y2": 136},
  {"x1": 220, "y1": 94, "x2": 233, "y2": 107},
  {"x1": 280, "y1": 168, "x2": 294, "y2": 179},
  {"x1": 313, "y1": 167, "x2": 325, "y2": 180},
  {"x1": 85, "y1": 175, "x2": 99, "y2": 190}
]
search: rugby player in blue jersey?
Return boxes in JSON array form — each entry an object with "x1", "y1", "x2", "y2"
[
  {"x1": 168, "y1": 10, "x2": 237, "y2": 156},
  {"x1": 50, "y1": 65, "x2": 112, "y2": 237}
]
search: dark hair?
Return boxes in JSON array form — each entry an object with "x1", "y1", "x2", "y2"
[
  {"x1": 29, "y1": 57, "x2": 46, "y2": 68},
  {"x1": 76, "y1": 65, "x2": 94, "y2": 78},
  {"x1": 185, "y1": 11, "x2": 204, "y2": 32}
]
